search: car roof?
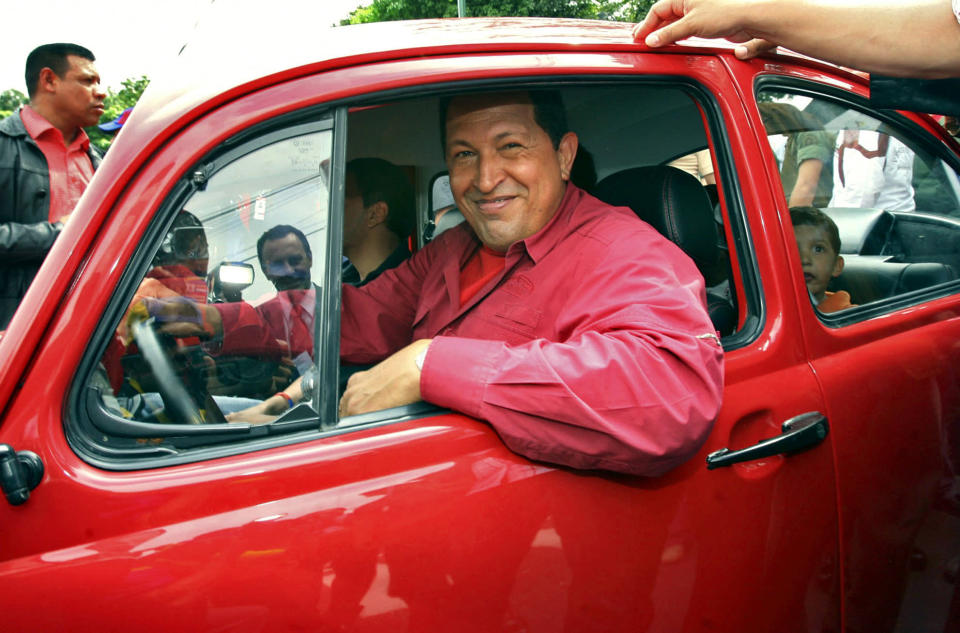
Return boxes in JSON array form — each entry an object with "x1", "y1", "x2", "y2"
[
  {"x1": 119, "y1": 15, "x2": 861, "y2": 163},
  {"x1": 130, "y1": 17, "x2": 722, "y2": 134}
]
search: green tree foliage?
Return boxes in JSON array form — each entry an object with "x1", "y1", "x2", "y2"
[
  {"x1": 594, "y1": 0, "x2": 654, "y2": 21},
  {"x1": 86, "y1": 76, "x2": 150, "y2": 152},
  {"x1": 341, "y1": 0, "x2": 655, "y2": 24},
  {"x1": 0, "y1": 88, "x2": 28, "y2": 120}
]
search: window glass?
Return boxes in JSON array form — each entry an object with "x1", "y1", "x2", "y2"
[
  {"x1": 758, "y1": 89, "x2": 960, "y2": 315},
  {"x1": 90, "y1": 128, "x2": 331, "y2": 431}
]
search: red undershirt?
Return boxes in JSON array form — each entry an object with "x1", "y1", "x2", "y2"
[{"x1": 459, "y1": 245, "x2": 505, "y2": 306}]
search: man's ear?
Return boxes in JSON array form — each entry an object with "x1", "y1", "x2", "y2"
[
  {"x1": 832, "y1": 254, "x2": 845, "y2": 278},
  {"x1": 37, "y1": 67, "x2": 59, "y2": 95},
  {"x1": 366, "y1": 200, "x2": 389, "y2": 228},
  {"x1": 557, "y1": 132, "x2": 579, "y2": 181}
]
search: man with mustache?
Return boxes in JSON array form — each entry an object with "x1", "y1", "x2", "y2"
[{"x1": 0, "y1": 43, "x2": 105, "y2": 328}]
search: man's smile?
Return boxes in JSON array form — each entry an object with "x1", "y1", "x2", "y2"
[{"x1": 471, "y1": 194, "x2": 518, "y2": 214}]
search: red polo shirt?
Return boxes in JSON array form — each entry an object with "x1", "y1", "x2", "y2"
[{"x1": 19, "y1": 106, "x2": 95, "y2": 222}]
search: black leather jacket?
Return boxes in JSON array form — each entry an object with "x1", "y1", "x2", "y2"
[{"x1": 0, "y1": 111, "x2": 102, "y2": 328}]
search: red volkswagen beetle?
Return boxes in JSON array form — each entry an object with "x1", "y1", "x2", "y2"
[{"x1": 1, "y1": 14, "x2": 958, "y2": 632}]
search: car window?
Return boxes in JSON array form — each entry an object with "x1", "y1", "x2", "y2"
[
  {"x1": 338, "y1": 84, "x2": 747, "y2": 424},
  {"x1": 75, "y1": 81, "x2": 752, "y2": 465},
  {"x1": 757, "y1": 88, "x2": 960, "y2": 318},
  {"x1": 81, "y1": 121, "x2": 333, "y2": 459},
  {"x1": 349, "y1": 85, "x2": 746, "y2": 344}
]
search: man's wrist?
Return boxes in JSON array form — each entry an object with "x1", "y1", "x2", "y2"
[
  {"x1": 265, "y1": 393, "x2": 290, "y2": 415},
  {"x1": 415, "y1": 345, "x2": 429, "y2": 372}
]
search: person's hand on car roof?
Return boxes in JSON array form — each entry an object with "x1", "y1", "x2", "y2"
[{"x1": 632, "y1": 0, "x2": 776, "y2": 60}]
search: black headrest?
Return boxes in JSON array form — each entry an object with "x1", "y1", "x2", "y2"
[{"x1": 593, "y1": 166, "x2": 718, "y2": 272}]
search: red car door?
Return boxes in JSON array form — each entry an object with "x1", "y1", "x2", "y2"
[{"x1": 736, "y1": 57, "x2": 960, "y2": 630}]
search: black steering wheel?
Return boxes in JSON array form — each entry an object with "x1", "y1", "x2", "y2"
[{"x1": 130, "y1": 316, "x2": 206, "y2": 424}]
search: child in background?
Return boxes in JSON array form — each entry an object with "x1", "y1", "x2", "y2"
[{"x1": 790, "y1": 206, "x2": 855, "y2": 313}]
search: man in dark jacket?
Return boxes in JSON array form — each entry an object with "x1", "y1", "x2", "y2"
[{"x1": 0, "y1": 43, "x2": 104, "y2": 328}]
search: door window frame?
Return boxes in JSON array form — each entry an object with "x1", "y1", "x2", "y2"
[{"x1": 69, "y1": 71, "x2": 765, "y2": 470}]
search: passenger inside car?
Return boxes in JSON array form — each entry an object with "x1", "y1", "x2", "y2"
[
  {"x1": 790, "y1": 206, "x2": 856, "y2": 313},
  {"x1": 341, "y1": 157, "x2": 414, "y2": 286},
  {"x1": 334, "y1": 89, "x2": 724, "y2": 476}
]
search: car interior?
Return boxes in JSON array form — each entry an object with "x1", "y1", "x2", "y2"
[{"x1": 827, "y1": 206, "x2": 960, "y2": 304}]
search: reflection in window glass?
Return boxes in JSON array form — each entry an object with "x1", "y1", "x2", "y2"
[
  {"x1": 93, "y1": 128, "x2": 331, "y2": 427},
  {"x1": 187, "y1": 132, "x2": 331, "y2": 300},
  {"x1": 758, "y1": 96, "x2": 837, "y2": 208},
  {"x1": 758, "y1": 90, "x2": 960, "y2": 316}
]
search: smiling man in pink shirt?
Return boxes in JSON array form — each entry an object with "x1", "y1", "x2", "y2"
[
  {"x1": 0, "y1": 43, "x2": 105, "y2": 328},
  {"x1": 339, "y1": 91, "x2": 724, "y2": 476}
]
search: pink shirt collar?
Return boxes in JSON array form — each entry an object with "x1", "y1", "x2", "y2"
[{"x1": 20, "y1": 105, "x2": 90, "y2": 151}]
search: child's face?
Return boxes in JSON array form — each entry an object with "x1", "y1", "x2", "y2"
[{"x1": 794, "y1": 224, "x2": 844, "y2": 302}]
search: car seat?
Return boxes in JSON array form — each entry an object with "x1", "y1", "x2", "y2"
[
  {"x1": 829, "y1": 256, "x2": 956, "y2": 304},
  {"x1": 593, "y1": 165, "x2": 736, "y2": 336}
]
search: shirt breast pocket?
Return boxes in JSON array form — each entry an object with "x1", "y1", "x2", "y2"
[{"x1": 482, "y1": 303, "x2": 543, "y2": 343}]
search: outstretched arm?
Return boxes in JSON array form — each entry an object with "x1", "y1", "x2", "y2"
[
  {"x1": 788, "y1": 158, "x2": 824, "y2": 207},
  {"x1": 634, "y1": 0, "x2": 960, "y2": 79}
]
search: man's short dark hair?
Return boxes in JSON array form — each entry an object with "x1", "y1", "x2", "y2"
[
  {"x1": 256, "y1": 224, "x2": 312, "y2": 269},
  {"x1": 25, "y1": 43, "x2": 95, "y2": 98},
  {"x1": 790, "y1": 206, "x2": 842, "y2": 254},
  {"x1": 438, "y1": 89, "x2": 569, "y2": 153},
  {"x1": 346, "y1": 157, "x2": 415, "y2": 239}
]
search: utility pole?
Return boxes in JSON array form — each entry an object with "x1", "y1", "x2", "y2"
[{"x1": 458, "y1": 0, "x2": 466, "y2": 17}]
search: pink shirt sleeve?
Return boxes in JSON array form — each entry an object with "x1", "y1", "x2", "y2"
[{"x1": 420, "y1": 237, "x2": 724, "y2": 477}]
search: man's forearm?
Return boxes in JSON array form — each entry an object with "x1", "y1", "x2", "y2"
[
  {"x1": 787, "y1": 159, "x2": 824, "y2": 207},
  {"x1": 745, "y1": 0, "x2": 960, "y2": 78},
  {"x1": 638, "y1": 0, "x2": 960, "y2": 78},
  {"x1": 420, "y1": 330, "x2": 724, "y2": 477}
]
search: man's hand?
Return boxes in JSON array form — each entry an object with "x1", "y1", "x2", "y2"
[
  {"x1": 271, "y1": 357, "x2": 296, "y2": 394},
  {"x1": 138, "y1": 296, "x2": 223, "y2": 339},
  {"x1": 632, "y1": 0, "x2": 776, "y2": 60},
  {"x1": 339, "y1": 339, "x2": 432, "y2": 417}
]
